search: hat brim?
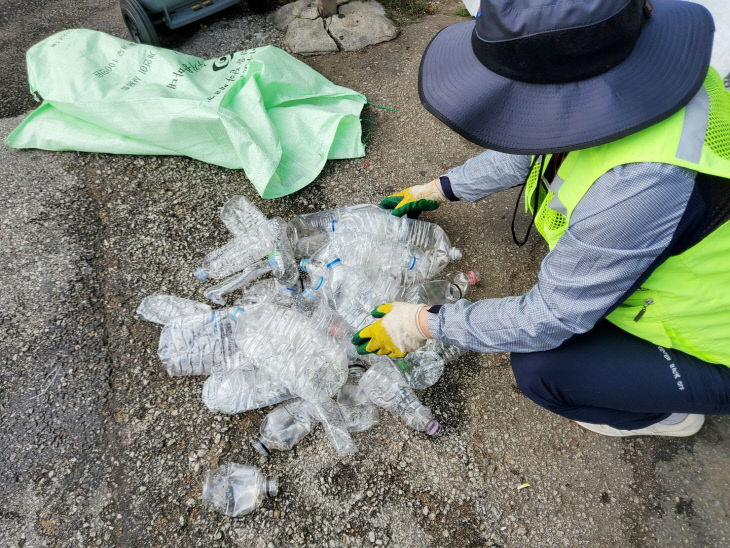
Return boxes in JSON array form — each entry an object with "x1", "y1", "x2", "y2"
[{"x1": 418, "y1": 0, "x2": 714, "y2": 154}]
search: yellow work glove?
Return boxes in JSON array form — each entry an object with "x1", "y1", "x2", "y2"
[
  {"x1": 351, "y1": 302, "x2": 428, "y2": 358},
  {"x1": 379, "y1": 179, "x2": 447, "y2": 218}
]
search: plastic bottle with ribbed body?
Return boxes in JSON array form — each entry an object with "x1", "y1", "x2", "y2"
[
  {"x1": 287, "y1": 204, "x2": 381, "y2": 256},
  {"x1": 196, "y1": 196, "x2": 300, "y2": 283},
  {"x1": 202, "y1": 463, "x2": 278, "y2": 517},
  {"x1": 203, "y1": 259, "x2": 273, "y2": 305},
  {"x1": 136, "y1": 294, "x2": 212, "y2": 325},
  {"x1": 331, "y1": 206, "x2": 461, "y2": 259},
  {"x1": 229, "y1": 303, "x2": 348, "y2": 398},
  {"x1": 267, "y1": 216, "x2": 299, "y2": 286},
  {"x1": 202, "y1": 366, "x2": 290, "y2": 414},
  {"x1": 400, "y1": 340, "x2": 466, "y2": 390},
  {"x1": 234, "y1": 277, "x2": 302, "y2": 308},
  {"x1": 231, "y1": 302, "x2": 356, "y2": 455},
  {"x1": 157, "y1": 308, "x2": 239, "y2": 376},
  {"x1": 252, "y1": 398, "x2": 318, "y2": 456},
  {"x1": 311, "y1": 233, "x2": 453, "y2": 283},
  {"x1": 404, "y1": 270, "x2": 480, "y2": 306},
  {"x1": 300, "y1": 257, "x2": 406, "y2": 331},
  {"x1": 196, "y1": 226, "x2": 275, "y2": 282},
  {"x1": 358, "y1": 357, "x2": 441, "y2": 436},
  {"x1": 337, "y1": 365, "x2": 380, "y2": 433}
]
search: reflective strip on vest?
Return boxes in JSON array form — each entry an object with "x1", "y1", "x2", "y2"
[
  {"x1": 547, "y1": 174, "x2": 568, "y2": 215},
  {"x1": 676, "y1": 85, "x2": 710, "y2": 164}
]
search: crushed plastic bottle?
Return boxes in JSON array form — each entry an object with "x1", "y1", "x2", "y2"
[
  {"x1": 405, "y1": 270, "x2": 479, "y2": 306},
  {"x1": 300, "y1": 257, "x2": 405, "y2": 330},
  {"x1": 359, "y1": 357, "x2": 441, "y2": 436},
  {"x1": 197, "y1": 197, "x2": 298, "y2": 292},
  {"x1": 332, "y1": 206, "x2": 462, "y2": 259},
  {"x1": 312, "y1": 233, "x2": 453, "y2": 283},
  {"x1": 202, "y1": 463, "x2": 278, "y2": 517},
  {"x1": 203, "y1": 259, "x2": 273, "y2": 305},
  {"x1": 252, "y1": 398, "x2": 318, "y2": 456},
  {"x1": 220, "y1": 195, "x2": 271, "y2": 238},
  {"x1": 235, "y1": 277, "x2": 302, "y2": 308},
  {"x1": 231, "y1": 302, "x2": 356, "y2": 455},
  {"x1": 337, "y1": 365, "x2": 379, "y2": 432},
  {"x1": 196, "y1": 232, "x2": 274, "y2": 282},
  {"x1": 267, "y1": 217, "x2": 299, "y2": 286},
  {"x1": 157, "y1": 309, "x2": 239, "y2": 376},
  {"x1": 400, "y1": 340, "x2": 466, "y2": 390},
  {"x1": 293, "y1": 288, "x2": 354, "y2": 348},
  {"x1": 202, "y1": 367, "x2": 291, "y2": 413},
  {"x1": 287, "y1": 204, "x2": 379, "y2": 256},
  {"x1": 136, "y1": 295, "x2": 212, "y2": 325}
]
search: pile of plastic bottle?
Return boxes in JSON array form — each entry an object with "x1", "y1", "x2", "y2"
[{"x1": 137, "y1": 196, "x2": 478, "y2": 516}]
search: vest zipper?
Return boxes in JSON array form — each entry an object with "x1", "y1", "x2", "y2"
[{"x1": 633, "y1": 298, "x2": 655, "y2": 322}]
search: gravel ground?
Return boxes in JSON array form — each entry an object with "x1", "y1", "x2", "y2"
[{"x1": 1, "y1": 2, "x2": 729, "y2": 547}]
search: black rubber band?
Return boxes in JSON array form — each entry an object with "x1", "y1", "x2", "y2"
[{"x1": 439, "y1": 175, "x2": 460, "y2": 202}]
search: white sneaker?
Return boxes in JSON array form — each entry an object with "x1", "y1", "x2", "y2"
[{"x1": 575, "y1": 414, "x2": 705, "y2": 437}]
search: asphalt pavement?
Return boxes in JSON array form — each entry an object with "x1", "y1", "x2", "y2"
[{"x1": 1, "y1": 1, "x2": 729, "y2": 546}]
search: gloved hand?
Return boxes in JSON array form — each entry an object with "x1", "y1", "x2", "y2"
[
  {"x1": 352, "y1": 302, "x2": 429, "y2": 358},
  {"x1": 379, "y1": 179, "x2": 446, "y2": 218}
]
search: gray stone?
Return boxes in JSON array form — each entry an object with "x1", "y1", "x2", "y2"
[
  {"x1": 285, "y1": 17, "x2": 338, "y2": 55},
  {"x1": 338, "y1": 0, "x2": 385, "y2": 16},
  {"x1": 325, "y1": 1, "x2": 398, "y2": 51},
  {"x1": 270, "y1": 0, "x2": 321, "y2": 31},
  {"x1": 318, "y1": 0, "x2": 339, "y2": 17}
]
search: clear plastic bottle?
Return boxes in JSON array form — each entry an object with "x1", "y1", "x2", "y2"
[
  {"x1": 157, "y1": 309, "x2": 240, "y2": 376},
  {"x1": 202, "y1": 367, "x2": 291, "y2": 413},
  {"x1": 287, "y1": 204, "x2": 381, "y2": 256},
  {"x1": 400, "y1": 340, "x2": 466, "y2": 390},
  {"x1": 196, "y1": 219, "x2": 297, "y2": 287},
  {"x1": 219, "y1": 195, "x2": 271, "y2": 238},
  {"x1": 196, "y1": 233, "x2": 275, "y2": 281},
  {"x1": 404, "y1": 270, "x2": 480, "y2": 305},
  {"x1": 202, "y1": 463, "x2": 278, "y2": 517},
  {"x1": 231, "y1": 302, "x2": 356, "y2": 455},
  {"x1": 267, "y1": 217, "x2": 299, "y2": 286},
  {"x1": 235, "y1": 277, "x2": 302, "y2": 308},
  {"x1": 136, "y1": 295, "x2": 212, "y2": 325},
  {"x1": 293, "y1": 288, "x2": 355, "y2": 348},
  {"x1": 300, "y1": 257, "x2": 405, "y2": 330},
  {"x1": 337, "y1": 365, "x2": 379, "y2": 433},
  {"x1": 332, "y1": 206, "x2": 462, "y2": 259},
  {"x1": 358, "y1": 357, "x2": 441, "y2": 436},
  {"x1": 203, "y1": 259, "x2": 273, "y2": 305},
  {"x1": 252, "y1": 398, "x2": 318, "y2": 456},
  {"x1": 230, "y1": 304, "x2": 347, "y2": 395},
  {"x1": 196, "y1": 196, "x2": 277, "y2": 281},
  {"x1": 312, "y1": 233, "x2": 453, "y2": 283}
]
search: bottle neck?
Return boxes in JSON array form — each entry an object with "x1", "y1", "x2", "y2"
[{"x1": 264, "y1": 477, "x2": 279, "y2": 498}]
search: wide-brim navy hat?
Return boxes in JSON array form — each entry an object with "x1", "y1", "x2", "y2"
[{"x1": 419, "y1": 0, "x2": 715, "y2": 154}]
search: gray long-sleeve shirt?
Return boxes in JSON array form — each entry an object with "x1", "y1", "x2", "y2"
[{"x1": 427, "y1": 149, "x2": 697, "y2": 353}]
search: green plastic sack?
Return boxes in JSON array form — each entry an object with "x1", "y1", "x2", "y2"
[{"x1": 5, "y1": 29, "x2": 366, "y2": 198}]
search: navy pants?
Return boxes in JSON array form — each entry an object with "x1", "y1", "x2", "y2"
[{"x1": 510, "y1": 321, "x2": 730, "y2": 430}]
